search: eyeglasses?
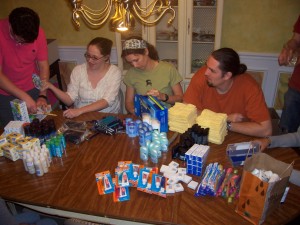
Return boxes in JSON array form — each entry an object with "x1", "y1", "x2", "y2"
[{"x1": 84, "y1": 53, "x2": 105, "y2": 61}]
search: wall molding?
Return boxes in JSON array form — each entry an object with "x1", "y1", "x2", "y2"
[{"x1": 239, "y1": 52, "x2": 293, "y2": 107}]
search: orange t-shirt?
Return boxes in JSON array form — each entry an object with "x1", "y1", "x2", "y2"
[{"x1": 183, "y1": 67, "x2": 270, "y2": 123}]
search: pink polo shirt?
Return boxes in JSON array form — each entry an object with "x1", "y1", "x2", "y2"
[{"x1": 0, "y1": 19, "x2": 48, "y2": 95}]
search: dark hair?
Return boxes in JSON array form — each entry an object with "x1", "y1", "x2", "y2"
[
  {"x1": 87, "y1": 37, "x2": 113, "y2": 63},
  {"x1": 211, "y1": 47, "x2": 247, "y2": 77},
  {"x1": 121, "y1": 36, "x2": 159, "y2": 60},
  {"x1": 9, "y1": 7, "x2": 40, "y2": 43}
]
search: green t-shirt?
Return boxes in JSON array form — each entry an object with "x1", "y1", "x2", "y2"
[{"x1": 123, "y1": 61, "x2": 182, "y2": 108}]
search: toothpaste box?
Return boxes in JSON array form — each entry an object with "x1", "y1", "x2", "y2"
[
  {"x1": 4, "y1": 120, "x2": 26, "y2": 136},
  {"x1": 6, "y1": 132, "x2": 23, "y2": 144},
  {"x1": 0, "y1": 135, "x2": 7, "y2": 157},
  {"x1": 10, "y1": 99, "x2": 30, "y2": 123},
  {"x1": 134, "y1": 94, "x2": 168, "y2": 132},
  {"x1": 2, "y1": 142, "x2": 19, "y2": 161}
]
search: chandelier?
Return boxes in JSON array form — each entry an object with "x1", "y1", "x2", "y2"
[{"x1": 70, "y1": 0, "x2": 176, "y2": 32}]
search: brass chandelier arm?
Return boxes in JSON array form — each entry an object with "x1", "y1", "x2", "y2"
[
  {"x1": 81, "y1": 4, "x2": 112, "y2": 15},
  {"x1": 71, "y1": 0, "x2": 113, "y2": 28},
  {"x1": 70, "y1": 0, "x2": 176, "y2": 31},
  {"x1": 81, "y1": 6, "x2": 113, "y2": 24},
  {"x1": 133, "y1": 0, "x2": 162, "y2": 17},
  {"x1": 132, "y1": 5, "x2": 175, "y2": 25}
]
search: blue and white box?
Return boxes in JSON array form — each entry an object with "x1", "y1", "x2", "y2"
[
  {"x1": 134, "y1": 94, "x2": 168, "y2": 132},
  {"x1": 10, "y1": 99, "x2": 30, "y2": 123},
  {"x1": 226, "y1": 141, "x2": 259, "y2": 167},
  {"x1": 185, "y1": 144, "x2": 210, "y2": 176}
]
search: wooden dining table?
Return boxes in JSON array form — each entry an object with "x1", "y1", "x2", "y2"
[{"x1": 0, "y1": 110, "x2": 299, "y2": 225}]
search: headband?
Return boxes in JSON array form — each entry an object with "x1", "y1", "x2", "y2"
[{"x1": 122, "y1": 39, "x2": 147, "y2": 50}]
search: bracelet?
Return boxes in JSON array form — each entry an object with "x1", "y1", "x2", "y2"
[
  {"x1": 38, "y1": 95, "x2": 48, "y2": 101},
  {"x1": 162, "y1": 94, "x2": 169, "y2": 102}
]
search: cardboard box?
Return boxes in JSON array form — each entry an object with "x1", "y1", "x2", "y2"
[
  {"x1": 134, "y1": 95, "x2": 168, "y2": 132},
  {"x1": 10, "y1": 99, "x2": 30, "y2": 123},
  {"x1": 0, "y1": 135, "x2": 7, "y2": 157},
  {"x1": 2, "y1": 142, "x2": 19, "y2": 161},
  {"x1": 226, "y1": 142, "x2": 259, "y2": 167},
  {"x1": 4, "y1": 120, "x2": 25, "y2": 136}
]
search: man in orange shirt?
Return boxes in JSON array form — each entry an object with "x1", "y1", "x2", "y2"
[{"x1": 183, "y1": 48, "x2": 272, "y2": 137}]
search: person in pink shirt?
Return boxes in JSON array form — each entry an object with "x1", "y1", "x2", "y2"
[{"x1": 0, "y1": 7, "x2": 49, "y2": 127}]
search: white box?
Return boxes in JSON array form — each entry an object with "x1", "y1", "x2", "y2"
[{"x1": 10, "y1": 99, "x2": 30, "y2": 123}]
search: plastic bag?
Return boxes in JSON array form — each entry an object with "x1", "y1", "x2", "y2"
[{"x1": 58, "y1": 120, "x2": 90, "y2": 144}]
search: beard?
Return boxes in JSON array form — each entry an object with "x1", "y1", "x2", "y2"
[{"x1": 206, "y1": 80, "x2": 215, "y2": 87}]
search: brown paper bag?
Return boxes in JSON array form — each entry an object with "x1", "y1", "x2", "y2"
[{"x1": 235, "y1": 153, "x2": 293, "y2": 225}]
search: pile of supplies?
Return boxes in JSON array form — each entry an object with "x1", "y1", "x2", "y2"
[
  {"x1": 196, "y1": 109, "x2": 227, "y2": 144},
  {"x1": 172, "y1": 124, "x2": 209, "y2": 160},
  {"x1": 195, "y1": 162, "x2": 241, "y2": 204},
  {"x1": 168, "y1": 103, "x2": 197, "y2": 133},
  {"x1": 124, "y1": 114, "x2": 169, "y2": 164},
  {"x1": 95, "y1": 160, "x2": 202, "y2": 202}
]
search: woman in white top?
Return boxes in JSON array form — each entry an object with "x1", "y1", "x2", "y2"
[{"x1": 42, "y1": 37, "x2": 122, "y2": 118}]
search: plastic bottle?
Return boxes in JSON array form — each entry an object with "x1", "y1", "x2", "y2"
[
  {"x1": 22, "y1": 151, "x2": 28, "y2": 171},
  {"x1": 41, "y1": 149, "x2": 50, "y2": 167},
  {"x1": 58, "y1": 134, "x2": 66, "y2": 150},
  {"x1": 34, "y1": 157, "x2": 44, "y2": 176},
  {"x1": 26, "y1": 154, "x2": 35, "y2": 174},
  {"x1": 42, "y1": 145, "x2": 52, "y2": 164},
  {"x1": 54, "y1": 139, "x2": 62, "y2": 157},
  {"x1": 39, "y1": 154, "x2": 48, "y2": 173}
]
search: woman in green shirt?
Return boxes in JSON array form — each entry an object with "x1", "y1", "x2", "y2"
[{"x1": 122, "y1": 36, "x2": 183, "y2": 114}]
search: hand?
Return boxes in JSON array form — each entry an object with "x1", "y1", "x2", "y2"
[
  {"x1": 23, "y1": 96, "x2": 37, "y2": 114},
  {"x1": 227, "y1": 113, "x2": 246, "y2": 123},
  {"x1": 36, "y1": 97, "x2": 48, "y2": 110},
  {"x1": 251, "y1": 137, "x2": 270, "y2": 152},
  {"x1": 63, "y1": 108, "x2": 82, "y2": 118},
  {"x1": 146, "y1": 89, "x2": 164, "y2": 100},
  {"x1": 278, "y1": 47, "x2": 293, "y2": 66},
  {"x1": 40, "y1": 80, "x2": 53, "y2": 92}
]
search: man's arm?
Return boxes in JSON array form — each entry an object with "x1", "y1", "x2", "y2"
[
  {"x1": 278, "y1": 32, "x2": 300, "y2": 66},
  {"x1": 0, "y1": 68, "x2": 36, "y2": 113},
  {"x1": 36, "y1": 60, "x2": 49, "y2": 107},
  {"x1": 269, "y1": 127, "x2": 300, "y2": 148},
  {"x1": 229, "y1": 119, "x2": 272, "y2": 138},
  {"x1": 252, "y1": 127, "x2": 300, "y2": 151}
]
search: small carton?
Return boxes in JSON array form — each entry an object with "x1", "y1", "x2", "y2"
[
  {"x1": 16, "y1": 138, "x2": 33, "y2": 150},
  {"x1": 2, "y1": 142, "x2": 19, "y2": 161},
  {"x1": 10, "y1": 99, "x2": 30, "y2": 123},
  {"x1": 0, "y1": 135, "x2": 7, "y2": 157},
  {"x1": 6, "y1": 132, "x2": 23, "y2": 144},
  {"x1": 4, "y1": 121, "x2": 25, "y2": 136},
  {"x1": 226, "y1": 142, "x2": 259, "y2": 167}
]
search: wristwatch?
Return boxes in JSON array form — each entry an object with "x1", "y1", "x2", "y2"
[
  {"x1": 227, "y1": 121, "x2": 232, "y2": 130},
  {"x1": 162, "y1": 93, "x2": 169, "y2": 102}
]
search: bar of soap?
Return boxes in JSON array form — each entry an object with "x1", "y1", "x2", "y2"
[{"x1": 188, "y1": 181, "x2": 199, "y2": 190}]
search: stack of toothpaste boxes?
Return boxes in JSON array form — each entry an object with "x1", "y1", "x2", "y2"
[{"x1": 185, "y1": 144, "x2": 210, "y2": 176}]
